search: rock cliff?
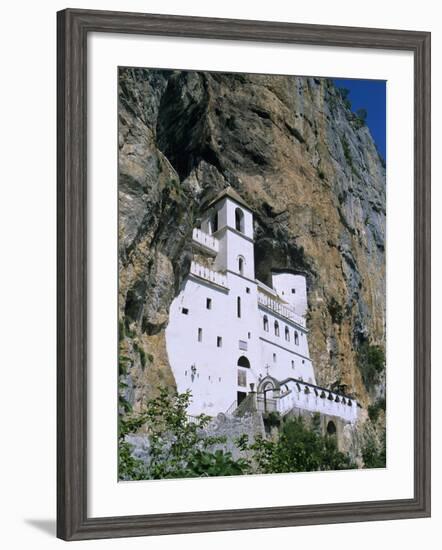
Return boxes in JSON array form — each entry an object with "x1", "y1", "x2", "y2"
[{"x1": 118, "y1": 67, "x2": 386, "y2": 430}]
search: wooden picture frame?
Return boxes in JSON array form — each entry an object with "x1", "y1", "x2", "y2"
[{"x1": 57, "y1": 8, "x2": 431, "y2": 541}]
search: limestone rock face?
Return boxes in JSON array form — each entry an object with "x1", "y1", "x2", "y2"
[{"x1": 118, "y1": 68, "x2": 385, "y2": 419}]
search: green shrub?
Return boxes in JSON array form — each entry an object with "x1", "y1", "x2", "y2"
[
  {"x1": 340, "y1": 135, "x2": 352, "y2": 165},
  {"x1": 165, "y1": 178, "x2": 185, "y2": 202},
  {"x1": 337, "y1": 87, "x2": 352, "y2": 110},
  {"x1": 119, "y1": 392, "x2": 357, "y2": 481},
  {"x1": 118, "y1": 319, "x2": 126, "y2": 341},
  {"x1": 368, "y1": 397, "x2": 386, "y2": 423},
  {"x1": 354, "y1": 108, "x2": 367, "y2": 129},
  {"x1": 328, "y1": 297, "x2": 344, "y2": 324},
  {"x1": 118, "y1": 355, "x2": 131, "y2": 376},
  {"x1": 357, "y1": 343, "x2": 385, "y2": 391},
  {"x1": 312, "y1": 412, "x2": 322, "y2": 435},
  {"x1": 139, "y1": 346, "x2": 147, "y2": 369},
  {"x1": 362, "y1": 431, "x2": 386, "y2": 469},
  {"x1": 264, "y1": 411, "x2": 281, "y2": 428},
  {"x1": 118, "y1": 389, "x2": 248, "y2": 480},
  {"x1": 238, "y1": 416, "x2": 355, "y2": 474}
]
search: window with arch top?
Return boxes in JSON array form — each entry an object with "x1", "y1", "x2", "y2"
[
  {"x1": 235, "y1": 207, "x2": 245, "y2": 233},
  {"x1": 294, "y1": 331, "x2": 299, "y2": 345},
  {"x1": 237, "y1": 355, "x2": 250, "y2": 368},
  {"x1": 238, "y1": 256, "x2": 244, "y2": 275},
  {"x1": 285, "y1": 326, "x2": 290, "y2": 341},
  {"x1": 274, "y1": 320, "x2": 280, "y2": 337},
  {"x1": 263, "y1": 315, "x2": 269, "y2": 332}
]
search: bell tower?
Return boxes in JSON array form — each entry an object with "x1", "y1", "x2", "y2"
[{"x1": 201, "y1": 188, "x2": 255, "y2": 279}]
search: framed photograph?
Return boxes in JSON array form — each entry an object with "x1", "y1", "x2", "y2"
[{"x1": 57, "y1": 8, "x2": 431, "y2": 541}]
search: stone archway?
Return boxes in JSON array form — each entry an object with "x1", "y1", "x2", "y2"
[{"x1": 326, "y1": 420, "x2": 337, "y2": 436}]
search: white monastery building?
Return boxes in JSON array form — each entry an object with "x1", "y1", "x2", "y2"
[{"x1": 166, "y1": 188, "x2": 358, "y2": 425}]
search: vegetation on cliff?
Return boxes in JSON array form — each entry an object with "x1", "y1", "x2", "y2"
[
  {"x1": 119, "y1": 390, "x2": 356, "y2": 480},
  {"x1": 119, "y1": 389, "x2": 248, "y2": 480}
]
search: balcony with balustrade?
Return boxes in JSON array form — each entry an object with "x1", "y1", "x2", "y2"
[
  {"x1": 192, "y1": 228, "x2": 219, "y2": 255},
  {"x1": 190, "y1": 260, "x2": 228, "y2": 289},
  {"x1": 257, "y1": 289, "x2": 306, "y2": 327}
]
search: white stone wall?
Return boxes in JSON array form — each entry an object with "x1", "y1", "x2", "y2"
[
  {"x1": 166, "y1": 263, "x2": 267, "y2": 416},
  {"x1": 166, "y1": 277, "x2": 239, "y2": 416},
  {"x1": 166, "y1": 193, "x2": 357, "y2": 422},
  {"x1": 218, "y1": 229, "x2": 255, "y2": 278},
  {"x1": 166, "y1": 270, "x2": 317, "y2": 416},
  {"x1": 257, "y1": 306, "x2": 316, "y2": 384},
  {"x1": 271, "y1": 272, "x2": 308, "y2": 317}
]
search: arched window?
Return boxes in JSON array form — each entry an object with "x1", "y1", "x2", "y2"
[
  {"x1": 235, "y1": 207, "x2": 245, "y2": 233},
  {"x1": 285, "y1": 326, "x2": 290, "y2": 341},
  {"x1": 263, "y1": 315, "x2": 269, "y2": 332},
  {"x1": 237, "y1": 356, "x2": 250, "y2": 368},
  {"x1": 274, "y1": 321, "x2": 280, "y2": 337},
  {"x1": 238, "y1": 256, "x2": 244, "y2": 275},
  {"x1": 237, "y1": 296, "x2": 241, "y2": 318},
  {"x1": 294, "y1": 331, "x2": 299, "y2": 345}
]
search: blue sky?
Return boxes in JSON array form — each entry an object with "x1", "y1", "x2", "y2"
[{"x1": 333, "y1": 78, "x2": 386, "y2": 161}]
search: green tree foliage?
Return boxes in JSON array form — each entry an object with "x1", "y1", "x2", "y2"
[
  {"x1": 362, "y1": 430, "x2": 386, "y2": 468},
  {"x1": 119, "y1": 390, "x2": 357, "y2": 481},
  {"x1": 354, "y1": 108, "x2": 368, "y2": 129},
  {"x1": 356, "y1": 108, "x2": 368, "y2": 121},
  {"x1": 118, "y1": 388, "x2": 248, "y2": 480},
  {"x1": 118, "y1": 355, "x2": 148, "y2": 480},
  {"x1": 338, "y1": 87, "x2": 352, "y2": 110},
  {"x1": 368, "y1": 397, "x2": 386, "y2": 423},
  {"x1": 327, "y1": 296, "x2": 344, "y2": 324},
  {"x1": 340, "y1": 135, "x2": 353, "y2": 167},
  {"x1": 237, "y1": 417, "x2": 355, "y2": 474},
  {"x1": 357, "y1": 343, "x2": 386, "y2": 391}
]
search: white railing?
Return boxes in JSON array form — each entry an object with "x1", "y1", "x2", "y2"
[
  {"x1": 190, "y1": 261, "x2": 228, "y2": 288},
  {"x1": 257, "y1": 290, "x2": 306, "y2": 327},
  {"x1": 272, "y1": 380, "x2": 358, "y2": 423},
  {"x1": 192, "y1": 228, "x2": 219, "y2": 254}
]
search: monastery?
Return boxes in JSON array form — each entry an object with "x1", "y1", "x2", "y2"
[{"x1": 166, "y1": 188, "x2": 358, "y2": 430}]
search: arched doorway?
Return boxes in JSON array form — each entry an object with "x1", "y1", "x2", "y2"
[
  {"x1": 262, "y1": 381, "x2": 274, "y2": 397},
  {"x1": 237, "y1": 356, "x2": 250, "y2": 369},
  {"x1": 326, "y1": 420, "x2": 337, "y2": 436}
]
